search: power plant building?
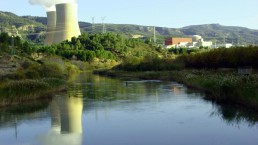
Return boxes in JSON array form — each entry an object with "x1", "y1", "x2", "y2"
[
  {"x1": 165, "y1": 37, "x2": 193, "y2": 48},
  {"x1": 165, "y1": 37, "x2": 193, "y2": 45},
  {"x1": 164, "y1": 35, "x2": 213, "y2": 48},
  {"x1": 44, "y1": 3, "x2": 81, "y2": 45},
  {"x1": 188, "y1": 35, "x2": 213, "y2": 48}
]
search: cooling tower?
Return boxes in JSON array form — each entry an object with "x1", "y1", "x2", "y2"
[
  {"x1": 44, "y1": 11, "x2": 56, "y2": 45},
  {"x1": 53, "y1": 3, "x2": 81, "y2": 44}
]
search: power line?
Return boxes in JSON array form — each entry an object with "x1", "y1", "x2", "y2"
[
  {"x1": 101, "y1": 16, "x2": 106, "y2": 33},
  {"x1": 92, "y1": 17, "x2": 95, "y2": 33}
]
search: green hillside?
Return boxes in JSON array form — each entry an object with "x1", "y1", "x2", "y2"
[
  {"x1": 180, "y1": 24, "x2": 258, "y2": 44},
  {"x1": 1, "y1": 11, "x2": 258, "y2": 45},
  {"x1": 0, "y1": 11, "x2": 44, "y2": 28},
  {"x1": 0, "y1": 11, "x2": 46, "y2": 43}
]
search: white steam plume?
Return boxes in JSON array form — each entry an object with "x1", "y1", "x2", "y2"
[{"x1": 29, "y1": 0, "x2": 77, "y2": 11}]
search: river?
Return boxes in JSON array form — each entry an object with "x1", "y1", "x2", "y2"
[{"x1": 0, "y1": 73, "x2": 258, "y2": 145}]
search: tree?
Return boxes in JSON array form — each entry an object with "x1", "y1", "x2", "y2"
[{"x1": 0, "y1": 32, "x2": 10, "y2": 45}]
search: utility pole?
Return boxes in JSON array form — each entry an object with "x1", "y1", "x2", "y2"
[
  {"x1": 11, "y1": 35, "x2": 14, "y2": 56},
  {"x1": 101, "y1": 17, "x2": 106, "y2": 33}
]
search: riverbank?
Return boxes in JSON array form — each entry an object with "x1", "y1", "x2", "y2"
[
  {"x1": 0, "y1": 78, "x2": 66, "y2": 107},
  {"x1": 0, "y1": 54, "x2": 79, "y2": 107},
  {"x1": 94, "y1": 69, "x2": 258, "y2": 111}
]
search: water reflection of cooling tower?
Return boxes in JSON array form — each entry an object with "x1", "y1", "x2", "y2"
[
  {"x1": 43, "y1": 96, "x2": 83, "y2": 145},
  {"x1": 44, "y1": 11, "x2": 56, "y2": 45},
  {"x1": 53, "y1": 3, "x2": 81, "y2": 44},
  {"x1": 59, "y1": 96, "x2": 83, "y2": 134}
]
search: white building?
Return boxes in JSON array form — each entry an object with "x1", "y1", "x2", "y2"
[
  {"x1": 164, "y1": 35, "x2": 213, "y2": 49},
  {"x1": 190, "y1": 35, "x2": 213, "y2": 48},
  {"x1": 213, "y1": 43, "x2": 233, "y2": 48}
]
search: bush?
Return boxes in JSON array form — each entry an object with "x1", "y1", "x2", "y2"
[
  {"x1": 181, "y1": 46, "x2": 258, "y2": 69},
  {"x1": 39, "y1": 62, "x2": 65, "y2": 78},
  {"x1": 25, "y1": 69, "x2": 40, "y2": 79}
]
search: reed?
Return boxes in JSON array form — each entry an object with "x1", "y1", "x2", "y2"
[
  {"x1": 165, "y1": 70, "x2": 258, "y2": 109},
  {"x1": 0, "y1": 78, "x2": 66, "y2": 106}
]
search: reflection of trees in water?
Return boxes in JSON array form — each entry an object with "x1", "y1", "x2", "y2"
[
  {"x1": 178, "y1": 82, "x2": 258, "y2": 126},
  {"x1": 68, "y1": 73, "x2": 163, "y2": 101},
  {"x1": 210, "y1": 102, "x2": 258, "y2": 126},
  {"x1": 0, "y1": 100, "x2": 50, "y2": 128},
  {"x1": 0, "y1": 100, "x2": 50, "y2": 141},
  {"x1": 69, "y1": 73, "x2": 186, "y2": 103}
]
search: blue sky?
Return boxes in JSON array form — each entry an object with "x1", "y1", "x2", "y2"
[{"x1": 0, "y1": 0, "x2": 258, "y2": 29}]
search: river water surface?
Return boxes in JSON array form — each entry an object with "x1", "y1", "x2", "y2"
[{"x1": 0, "y1": 73, "x2": 258, "y2": 145}]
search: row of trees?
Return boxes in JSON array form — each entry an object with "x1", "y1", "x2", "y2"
[
  {"x1": 0, "y1": 32, "x2": 22, "y2": 47},
  {"x1": 0, "y1": 32, "x2": 159, "y2": 63},
  {"x1": 38, "y1": 33, "x2": 150, "y2": 61},
  {"x1": 115, "y1": 44, "x2": 258, "y2": 71},
  {"x1": 0, "y1": 32, "x2": 36, "y2": 54},
  {"x1": 181, "y1": 46, "x2": 258, "y2": 68}
]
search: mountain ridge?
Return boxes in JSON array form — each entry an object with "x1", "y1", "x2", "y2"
[{"x1": 0, "y1": 11, "x2": 258, "y2": 45}]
